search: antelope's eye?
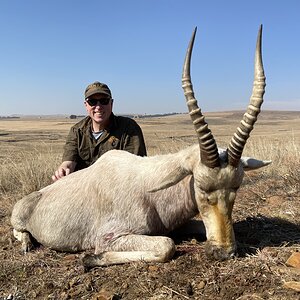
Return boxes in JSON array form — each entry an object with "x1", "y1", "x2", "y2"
[{"x1": 207, "y1": 194, "x2": 218, "y2": 205}]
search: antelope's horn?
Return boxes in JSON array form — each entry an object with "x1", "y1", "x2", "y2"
[
  {"x1": 182, "y1": 27, "x2": 220, "y2": 168},
  {"x1": 227, "y1": 25, "x2": 266, "y2": 167}
]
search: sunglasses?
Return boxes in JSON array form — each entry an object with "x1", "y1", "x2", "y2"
[{"x1": 86, "y1": 97, "x2": 111, "y2": 106}]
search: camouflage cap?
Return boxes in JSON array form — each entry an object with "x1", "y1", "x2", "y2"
[{"x1": 84, "y1": 81, "x2": 112, "y2": 99}]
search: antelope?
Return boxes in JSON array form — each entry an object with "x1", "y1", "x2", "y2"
[{"x1": 11, "y1": 25, "x2": 270, "y2": 267}]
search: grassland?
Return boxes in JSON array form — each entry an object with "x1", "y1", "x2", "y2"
[{"x1": 0, "y1": 111, "x2": 299, "y2": 299}]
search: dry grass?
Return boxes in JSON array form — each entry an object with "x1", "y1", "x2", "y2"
[
  {"x1": 1, "y1": 146, "x2": 59, "y2": 196},
  {"x1": 0, "y1": 111, "x2": 299, "y2": 299}
]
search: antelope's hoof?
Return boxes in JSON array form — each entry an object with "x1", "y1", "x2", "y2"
[{"x1": 82, "y1": 253, "x2": 105, "y2": 271}]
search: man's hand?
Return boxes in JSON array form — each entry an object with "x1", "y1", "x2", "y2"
[{"x1": 52, "y1": 161, "x2": 77, "y2": 182}]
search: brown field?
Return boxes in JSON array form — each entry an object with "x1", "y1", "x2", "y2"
[{"x1": 0, "y1": 111, "x2": 299, "y2": 299}]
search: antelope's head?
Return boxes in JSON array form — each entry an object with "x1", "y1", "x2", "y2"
[{"x1": 182, "y1": 26, "x2": 271, "y2": 260}]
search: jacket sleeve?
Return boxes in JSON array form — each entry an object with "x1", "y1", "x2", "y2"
[
  {"x1": 62, "y1": 126, "x2": 80, "y2": 162},
  {"x1": 123, "y1": 120, "x2": 147, "y2": 156}
]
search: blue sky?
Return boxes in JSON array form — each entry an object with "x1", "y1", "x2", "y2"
[{"x1": 0, "y1": 0, "x2": 299, "y2": 116}]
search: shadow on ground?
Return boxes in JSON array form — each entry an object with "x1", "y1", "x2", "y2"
[
  {"x1": 169, "y1": 216, "x2": 300, "y2": 258},
  {"x1": 234, "y1": 215, "x2": 300, "y2": 257}
]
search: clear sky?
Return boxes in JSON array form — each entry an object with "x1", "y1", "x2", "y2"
[{"x1": 0, "y1": 0, "x2": 299, "y2": 116}]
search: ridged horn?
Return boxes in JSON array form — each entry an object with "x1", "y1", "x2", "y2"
[
  {"x1": 227, "y1": 25, "x2": 266, "y2": 167},
  {"x1": 182, "y1": 27, "x2": 220, "y2": 168}
]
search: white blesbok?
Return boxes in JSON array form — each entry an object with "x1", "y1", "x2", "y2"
[{"x1": 11, "y1": 25, "x2": 270, "y2": 267}]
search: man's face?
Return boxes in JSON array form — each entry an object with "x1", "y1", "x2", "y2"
[{"x1": 85, "y1": 93, "x2": 113, "y2": 127}]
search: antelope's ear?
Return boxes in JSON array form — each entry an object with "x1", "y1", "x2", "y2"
[
  {"x1": 147, "y1": 167, "x2": 192, "y2": 193},
  {"x1": 241, "y1": 157, "x2": 272, "y2": 171}
]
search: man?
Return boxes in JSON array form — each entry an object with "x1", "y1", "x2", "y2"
[{"x1": 52, "y1": 81, "x2": 147, "y2": 181}]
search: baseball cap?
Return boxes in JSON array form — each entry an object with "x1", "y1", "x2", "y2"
[{"x1": 84, "y1": 81, "x2": 112, "y2": 99}]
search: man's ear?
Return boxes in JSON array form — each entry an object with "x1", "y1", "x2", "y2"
[{"x1": 241, "y1": 157, "x2": 272, "y2": 171}]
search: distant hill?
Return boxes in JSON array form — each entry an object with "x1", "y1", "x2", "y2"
[{"x1": 1, "y1": 111, "x2": 298, "y2": 120}]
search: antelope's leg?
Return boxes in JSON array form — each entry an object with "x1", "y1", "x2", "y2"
[
  {"x1": 13, "y1": 229, "x2": 34, "y2": 253},
  {"x1": 82, "y1": 235, "x2": 176, "y2": 267}
]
